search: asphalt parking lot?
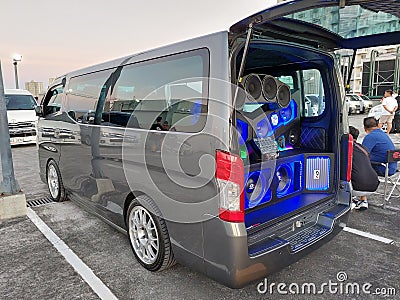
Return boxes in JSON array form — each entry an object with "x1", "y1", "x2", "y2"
[{"x1": 0, "y1": 114, "x2": 399, "y2": 300}]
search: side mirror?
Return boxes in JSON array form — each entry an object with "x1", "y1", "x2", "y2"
[{"x1": 35, "y1": 105, "x2": 43, "y2": 117}]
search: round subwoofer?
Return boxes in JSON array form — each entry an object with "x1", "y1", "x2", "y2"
[
  {"x1": 243, "y1": 74, "x2": 262, "y2": 100},
  {"x1": 276, "y1": 84, "x2": 291, "y2": 108},
  {"x1": 276, "y1": 164, "x2": 292, "y2": 195},
  {"x1": 245, "y1": 171, "x2": 267, "y2": 208},
  {"x1": 262, "y1": 75, "x2": 278, "y2": 101}
]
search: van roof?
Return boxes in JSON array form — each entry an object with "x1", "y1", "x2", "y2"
[
  {"x1": 4, "y1": 89, "x2": 34, "y2": 96},
  {"x1": 55, "y1": 31, "x2": 227, "y2": 82}
]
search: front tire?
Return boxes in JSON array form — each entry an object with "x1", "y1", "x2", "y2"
[
  {"x1": 126, "y1": 196, "x2": 176, "y2": 271},
  {"x1": 46, "y1": 160, "x2": 67, "y2": 202}
]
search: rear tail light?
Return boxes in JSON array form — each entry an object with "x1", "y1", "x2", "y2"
[
  {"x1": 340, "y1": 133, "x2": 353, "y2": 182},
  {"x1": 346, "y1": 134, "x2": 353, "y2": 182},
  {"x1": 215, "y1": 150, "x2": 244, "y2": 222}
]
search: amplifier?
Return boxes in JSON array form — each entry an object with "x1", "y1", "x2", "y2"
[{"x1": 304, "y1": 154, "x2": 334, "y2": 191}]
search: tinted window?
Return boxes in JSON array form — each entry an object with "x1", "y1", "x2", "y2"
[
  {"x1": 67, "y1": 69, "x2": 115, "y2": 123},
  {"x1": 105, "y1": 49, "x2": 209, "y2": 132},
  {"x1": 5, "y1": 94, "x2": 36, "y2": 110},
  {"x1": 43, "y1": 85, "x2": 64, "y2": 115}
]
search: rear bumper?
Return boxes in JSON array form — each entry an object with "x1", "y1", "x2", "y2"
[{"x1": 202, "y1": 196, "x2": 350, "y2": 288}]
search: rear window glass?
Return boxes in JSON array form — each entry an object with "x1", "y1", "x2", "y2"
[{"x1": 302, "y1": 69, "x2": 325, "y2": 117}]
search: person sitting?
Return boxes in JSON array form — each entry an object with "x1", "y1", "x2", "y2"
[
  {"x1": 349, "y1": 126, "x2": 379, "y2": 210},
  {"x1": 362, "y1": 117, "x2": 397, "y2": 177},
  {"x1": 150, "y1": 116, "x2": 164, "y2": 131},
  {"x1": 163, "y1": 121, "x2": 170, "y2": 130}
]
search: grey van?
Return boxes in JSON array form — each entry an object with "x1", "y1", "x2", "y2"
[{"x1": 36, "y1": 0, "x2": 400, "y2": 288}]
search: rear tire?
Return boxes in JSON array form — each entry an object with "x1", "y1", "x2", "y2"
[
  {"x1": 126, "y1": 195, "x2": 176, "y2": 271},
  {"x1": 46, "y1": 160, "x2": 67, "y2": 202}
]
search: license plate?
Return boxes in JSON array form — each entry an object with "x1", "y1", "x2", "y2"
[{"x1": 10, "y1": 137, "x2": 24, "y2": 144}]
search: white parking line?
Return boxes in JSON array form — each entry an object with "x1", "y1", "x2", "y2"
[
  {"x1": 27, "y1": 208, "x2": 118, "y2": 300},
  {"x1": 343, "y1": 226, "x2": 394, "y2": 244}
]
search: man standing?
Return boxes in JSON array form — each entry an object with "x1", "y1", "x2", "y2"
[
  {"x1": 362, "y1": 117, "x2": 397, "y2": 177},
  {"x1": 379, "y1": 90, "x2": 398, "y2": 134}
]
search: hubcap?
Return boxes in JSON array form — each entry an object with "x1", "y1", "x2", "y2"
[
  {"x1": 47, "y1": 164, "x2": 59, "y2": 199},
  {"x1": 128, "y1": 206, "x2": 159, "y2": 265}
]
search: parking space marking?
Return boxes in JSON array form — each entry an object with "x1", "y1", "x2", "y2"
[
  {"x1": 343, "y1": 226, "x2": 394, "y2": 244},
  {"x1": 27, "y1": 208, "x2": 118, "y2": 300}
]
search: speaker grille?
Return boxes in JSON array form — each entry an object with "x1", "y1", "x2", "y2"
[
  {"x1": 305, "y1": 156, "x2": 331, "y2": 191},
  {"x1": 244, "y1": 74, "x2": 262, "y2": 100},
  {"x1": 262, "y1": 75, "x2": 277, "y2": 100},
  {"x1": 277, "y1": 84, "x2": 291, "y2": 108}
]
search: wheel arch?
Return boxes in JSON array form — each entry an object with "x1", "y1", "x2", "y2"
[{"x1": 123, "y1": 190, "x2": 145, "y2": 226}]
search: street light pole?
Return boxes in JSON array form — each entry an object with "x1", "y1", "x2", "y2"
[
  {"x1": 0, "y1": 60, "x2": 20, "y2": 195},
  {"x1": 12, "y1": 54, "x2": 22, "y2": 89}
]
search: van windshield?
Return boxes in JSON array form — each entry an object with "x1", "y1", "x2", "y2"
[{"x1": 5, "y1": 94, "x2": 36, "y2": 110}]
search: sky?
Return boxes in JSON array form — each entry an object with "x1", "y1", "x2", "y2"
[{"x1": 0, "y1": 0, "x2": 277, "y2": 89}]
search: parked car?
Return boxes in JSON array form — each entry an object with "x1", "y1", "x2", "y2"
[
  {"x1": 305, "y1": 94, "x2": 325, "y2": 116},
  {"x1": 4, "y1": 89, "x2": 38, "y2": 145},
  {"x1": 368, "y1": 103, "x2": 383, "y2": 120},
  {"x1": 358, "y1": 94, "x2": 380, "y2": 112},
  {"x1": 346, "y1": 94, "x2": 365, "y2": 114},
  {"x1": 346, "y1": 94, "x2": 362, "y2": 114}
]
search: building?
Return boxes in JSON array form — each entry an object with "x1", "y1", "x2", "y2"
[
  {"x1": 25, "y1": 80, "x2": 44, "y2": 99},
  {"x1": 338, "y1": 46, "x2": 400, "y2": 96},
  {"x1": 277, "y1": 0, "x2": 400, "y2": 96}
]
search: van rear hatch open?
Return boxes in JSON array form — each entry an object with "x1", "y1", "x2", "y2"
[
  {"x1": 230, "y1": 0, "x2": 400, "y2": 51},
  {"x1": 228, "y1": 0, "x2": 400, "y2": 232}
]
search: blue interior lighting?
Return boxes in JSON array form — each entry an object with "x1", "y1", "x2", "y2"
[
  {"x1": 255, "y1": 100, "x2": 297, "y2": 138},
  {"x1": 244, "y1": 169, "x2": 272, "y2": 209},
  {"x1": 236, "y1": 119, "x2": 248, "y2": 145}
]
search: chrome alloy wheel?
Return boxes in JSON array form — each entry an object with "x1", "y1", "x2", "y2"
[
  {"x1": 128, "y1": 206, "x2": 159, "y2": 265},
  {"x1": 47, "y1": 164, "x2": 59, "y2": 199}
]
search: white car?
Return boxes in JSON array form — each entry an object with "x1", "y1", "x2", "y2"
[
  {"x1": 346, "y1": 94, "x2": 367, "y2": 113},
  {"x1": 358, "y1": 94, "x2": 380, "y2": 112},
  {"x1": 368, "y1": 104, "x2": 383, "y2": 120},
  {"x1": 346, "y1": 95, "x2": 362, "y2": 114},
  {"x1": 5, "y1": 89, "x2": 38, "y2": 145}
]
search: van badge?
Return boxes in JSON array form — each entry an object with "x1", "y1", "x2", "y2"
[{"x1": 313, "y1": 170, "x2": 320, "y2": 180}]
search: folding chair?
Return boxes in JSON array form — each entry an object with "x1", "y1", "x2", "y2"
[{"x1": 373, "y1": 149, "x2": 400, "y2": 209}]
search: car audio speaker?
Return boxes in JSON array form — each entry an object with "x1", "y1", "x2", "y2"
[
  {"x1": 261, "y1": 75, "x2": 277, "y2": 101},
  {"x1": 245, "y1": 169, "x2": 272, "y2": 209},
  {"x1": 272, "y1": 154, "x2": 304, "y2": 198},
  {"x1": 261, "y1": 75, "x2": 291, "y2": 108},
  {"x1": 277, "y1": 84, "x2": 291, "y2": 108},
  {"x1": 276, "y1": 164, "x2": 292, "y2": 195},
  {"x1": 242, "y1": 74, "x2": 262, "y2": 101}
]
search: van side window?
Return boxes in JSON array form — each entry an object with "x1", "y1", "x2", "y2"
[
  {"x1": 66, "y1": 69, "x2": 115, "y2": 123},
  {"x1": 104, "y1": 48, "x2": 209, "y2": 132},
  {"x1": 43, "y1": 85, "x2": 64, "y2": 116},
  {"x1": 302, "y1": 69, "x2": 325, "y2": 117}
]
